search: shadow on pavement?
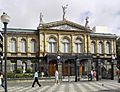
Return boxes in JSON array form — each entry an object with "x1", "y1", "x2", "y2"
[{"x1": 96, "y1": 89, "x2": 120, "y2": 92}]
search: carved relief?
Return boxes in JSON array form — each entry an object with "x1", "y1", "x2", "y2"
[{"x1": 49, "y1": 25, "x2": 79, "y2": 30}]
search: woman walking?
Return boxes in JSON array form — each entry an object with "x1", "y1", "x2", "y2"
[
  {"x1": 0, "y1": 71, "x2": 4, "y2": 88},
  {"x1": 93, "y1": 70, "x2": 96, "y2": 80},
  {"x1": 55, "y1": 70, "x2": 59, "y2": 84}
]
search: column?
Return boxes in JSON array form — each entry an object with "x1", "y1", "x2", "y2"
[
  {"x1": 87, "y1": 34, "x2": 91, "y2": 53},
  {"x1": 58, "y1": 62, "x2": 62, "y2": 82},
  {"x1": 71, "y1": 34, "x2": 73, "y2": 53}
]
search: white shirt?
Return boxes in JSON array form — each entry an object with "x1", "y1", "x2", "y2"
[
  {"x1": 55, "y1": 70, "x2": 59, "y2": 80},
  {"x1": 0, "y1": 75, "x2": 3, "y2": 85},
  {"x1": 55, "y1": 70, "x2": 58, "y2": 77},
  {"x1": 34, "y1": 72, "x2": 38, "y2": 78},
  {"x1": 91, "y1": 70, "x2": 93, "y2": 76}
]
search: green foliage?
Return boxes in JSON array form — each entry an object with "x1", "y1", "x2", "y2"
[
  {"x1": 23, "y1": 73, "x2": 33, "y2": 78},
  {"x1": 7, "y1": 72, "x2": 33, "y2": 78},
  {"x1": 117, "y1": 61, "x2": 120, "y2": 70},
  {"x1": 117, "y1": 38, "x2": 120, "y2": 70},
  {"x1": 15, "y1": 73, "x2": 33, "y2": 78},
  {"x1": 7, "y1": 71, "x2": 15, "y2": 78},
  {"x1": 7, "y1": 68, "x2": 33, "y2": 78},
  {"x1": 116, "y1": 38, "x2": 120, "y2": 56},
  {"x1": 26, "y1": 68, "x2": 32, "y2": 73},
  {"x1": 15, "y1": 74, "x2": 23, "y2": 78},
  {"x1": 15, "y1": 68, "x2": 23, "y2": 73}
]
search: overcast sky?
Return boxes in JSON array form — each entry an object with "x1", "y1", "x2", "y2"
[{"x1": 0, "y1": 0, "x2": 120, "y2": 35}]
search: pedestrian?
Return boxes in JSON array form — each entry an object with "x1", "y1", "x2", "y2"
[
  {"x1": 32, "y1": 70, "x2": 41, "y2": 87},
  {"x1": 55, "y1": 69, "x2": 59, "y2": 84},
  {"x1": 91, "y1": 70, "x2": 93, "y2": 80},
  {"x1": 93, "y1": 70, "x2": 96, "y2": 80},
  {"x1": 41, "y1": 71, "x2": 44, "y2": 78},
  {"x1": 0, "y1": 71, "x2": 5, "y2": 89}
]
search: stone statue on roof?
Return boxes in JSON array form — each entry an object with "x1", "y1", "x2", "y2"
[
  {"x1": 62, "y1": 4, "x2": 68, "y2": 20},
  {"x1": 40, "y1": 12, "x2": 43, "y2": 24},
  {"x1": 85, "y1": 16, "x2": 90, "y2": 29}
]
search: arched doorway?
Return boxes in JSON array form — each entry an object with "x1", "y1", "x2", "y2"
[{"x1": 48, "y1": 60, "x2": 57, "y2": 76}]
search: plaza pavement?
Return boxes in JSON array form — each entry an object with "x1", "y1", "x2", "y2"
[{"x1": 0, "y1": 79, "x2": 120, "y2": 92}]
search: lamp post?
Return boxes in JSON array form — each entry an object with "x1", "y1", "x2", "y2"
[
  {"x1": 111, "y1": 56, "x2": 115, "y2": 80},
  {"x1": 96, "y1": 55, "x2": 100, "y2": 81},
  {"x1": 57, "y1": 55, "x2": 60, "y2": 71},
  {"x1": 96, "y1": 60, "x2": 99, "y2": 81},
  {"x1": 1, "y1": 12, "x2": 10, "y2": 92},
  {"x1": 98, "y1": 60, "x2": 101, "y2": 80},
  {"x1": 75, "y1": 59, "x2": 77, "y2": 82},
  {"x1": 75, "y1": 60, "x2": 80, "y2": 82},
  {"x1": 57, "y1": 55, "x2": 60, "y2": 63},
  {"x1": 75, "y1": 55, "x2": 79, "y2": 82},
  {"x1": 57, "y1": 55, "x2": 62, "y2": 81}
]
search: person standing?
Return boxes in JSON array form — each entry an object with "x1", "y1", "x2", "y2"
[
  {"x1": 32, "y1": 70, "x2": 41, "y2": 87},
  {"x1": 55, "y1": 70, "x2": 59, "y2": 84},
  {"x1": 93, "y1": 70, "x2": 96, "y2": 80},
  {"x1": 0, "y1": 71, "x2": 4, "y2": 88},
  {"x1": 91, "y1": 70, "x2": 94, "y2": 80}
]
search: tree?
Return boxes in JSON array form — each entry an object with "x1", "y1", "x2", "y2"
[{"x1": 116, "y1": 37, "x2": 120, "y2": 69}]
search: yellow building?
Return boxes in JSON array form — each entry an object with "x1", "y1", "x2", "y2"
[{"x1": 1, "y1": 18, "x2": 117, "y2": 79}]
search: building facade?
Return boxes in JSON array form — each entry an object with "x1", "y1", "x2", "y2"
[{"x1": 1, "y1": 19, "x2": 117, "y2": 79}]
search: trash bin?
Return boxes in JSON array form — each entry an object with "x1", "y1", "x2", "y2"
[{"x1": 118, "y1": 78, "x2": 120, "y2": 83}]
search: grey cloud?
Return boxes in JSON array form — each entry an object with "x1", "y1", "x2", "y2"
[{"x1": 0, "y1": 0, "x2": 120, "y2": 35}]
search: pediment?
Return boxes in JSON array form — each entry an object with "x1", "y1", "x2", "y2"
[{"x1": 39, "y1": 20, "x2": 87, "y2": 31}]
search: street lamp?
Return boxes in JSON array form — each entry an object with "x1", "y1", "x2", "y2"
[
  {"x1": 75, "y1": 59, "x2": 77, "y2": 82},
  {"x1": 111, "y1": 55, "x2": 115, "y2": 80},
  {"x1": 57, "y1": 55, "x2": 60, "y2": 62},
  {"x1": 57, "y1": 55, "x2": 61, "y2": 70},
  {"x1": 75, "y1": 55, "x2": 80, "y2": 82},
  {"x1": 57, "y1": 55, "x2": 62, "y2": 81},
  {"x1": 1, "y1": 12, "x2": 10, "y2": 92},
  {"x1": 96, "y1": 55, "x2": 100, "y2": 81}
]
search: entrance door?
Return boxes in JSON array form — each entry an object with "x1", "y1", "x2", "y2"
[
  {"x1": 63, "y1": 60, "x2": 74, "y2": 76},
  {"x1": 80, "y1": 64, "x2": 83, "y2": 75},
  {"x1": 63, "y1": 63, "x2": 68, "y2": 76},
  {"x1": 48, "y1": 60, "x2": 57, "y2": 76}
]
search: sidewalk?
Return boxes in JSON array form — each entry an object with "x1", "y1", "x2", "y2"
[
  {"x1": 7, "y1": 77, "x2": 55, "y2": 83},
  {"x1": 7, "y1": 76, "x2": 120, "y2": 83}
]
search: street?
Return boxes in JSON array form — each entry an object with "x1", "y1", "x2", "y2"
[{"x1": 0, "y1": 80, "x2": 120, "y2": 92}]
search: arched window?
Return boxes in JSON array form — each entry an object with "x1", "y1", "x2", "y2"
[
  {"x1": 21, "y1": 39, "x2": 26, "y2": 52},
  {"x1": 98, "y1": 42, "x2": 103, "y2": 54},
  {"x1": 91, "y1": 41, "x2": 96, "y2": 53},
  {"x1": 75, "y1": 38, "x2": 83, "y2": 53},
  {"x1": 11, "y1": 38, "x2": 16, "y2": 52},
  {"x1": 106, "y1": 42, "x2": 110, "y2": 54},
  {"x1": 48, "y1": 38, "x2": 57, "y2": 53},
  {"x1": 62, "y1": 38, "x2": 70, "y2": 53},
  {"x1": 30, "y1": 39, "x2": 36, "y2": 53}
]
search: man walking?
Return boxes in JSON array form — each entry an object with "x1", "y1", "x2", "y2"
[{"x1": 32, "y1": 70, "x2": 41, "y2": 87}]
